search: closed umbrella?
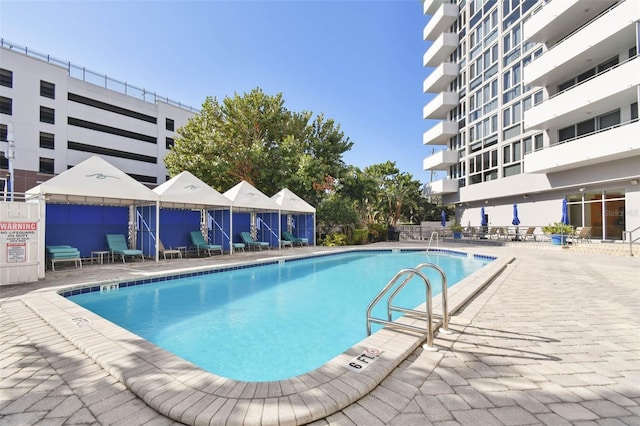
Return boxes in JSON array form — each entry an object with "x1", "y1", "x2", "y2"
[
  {"x1": 480, "y1": 207, "x2": 487, "y2": 239},
  {"x1": 441, "y1": 210, "x2": 446, "y2": 227},
  {"x1": 512, "y1": 203, "x2": 521, "y2": 241},
  {"x1": 561, "y1": 198, "x2": 569, "y2": 225},
  {"x1": 512, "y1": 203, "x2": 520, "y2": 226}
]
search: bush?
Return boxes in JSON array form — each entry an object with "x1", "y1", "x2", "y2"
[
  {"x1": 367, "y1": 223, "x2": 388, "y2": 242},
  {"x1": 322, "y1": 233, "x2": 347, "y2": 246},
  {"x1": 350, "y1": 228, "x2": 369, "y2": 245}
]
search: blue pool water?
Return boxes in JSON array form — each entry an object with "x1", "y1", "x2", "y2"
[{"x1": 68, "y1": 250, "x2": 492, "y2": 382}]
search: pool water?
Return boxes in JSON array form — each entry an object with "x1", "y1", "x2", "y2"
[{"x1": 68, "y1": 250, "x2": 491, "y2": 381}]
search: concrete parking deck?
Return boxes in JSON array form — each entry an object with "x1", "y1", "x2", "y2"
[{"x1": 1, "y1": 243, "x2": 639, "y2": 425}]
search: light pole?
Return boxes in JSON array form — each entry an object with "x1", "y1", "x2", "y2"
[{"x1": 0, "y1": 123, "x2": 15, "y2": 201}]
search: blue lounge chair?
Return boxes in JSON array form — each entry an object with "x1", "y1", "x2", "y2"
[
  {"x1": 46, "y1": 245, "x2": 82, "y2": 271},
  {"x1": 106, "y1": 234, "x2": 144, "y2": 263},
  {"x1": 240, "y1": 232, "x2": 270, "y2": 251},
  {"x1": 282, "y1": 231, "x2": 309, "y2": 246},
  {"x1": 189, "y1": 231, "x2": 223, "y2": 256}
]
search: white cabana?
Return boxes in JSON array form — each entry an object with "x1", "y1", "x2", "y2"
[
  {"x1": 224, "y1": 181, "x2": 281, "y2": 250},
  {"x1": 26, "y1": 156, "x2": 160, "y2": 261},
  {"x1": 153, "y1": 171, "x2": 233, "y2": 256},
  {"x1": 271, "y1": 188, "x2": 316, "y2": 246}
]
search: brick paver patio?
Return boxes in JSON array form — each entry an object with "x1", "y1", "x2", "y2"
[{"x1": 1, "y1": 243, "x2": 639, "y2": 425}]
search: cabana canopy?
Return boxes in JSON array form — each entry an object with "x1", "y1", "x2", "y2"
[
  {"x1": 271, "y1": 188, "x2": 315, "y2": 213},
  {"x1": 153, "y1": 171, "x2": 232, "y2": 209},
  {"x1": 223, "y1": 180, "x2": 280, "y2": 212},
  {"x1": 26, "y1": 156, "x2": 158, "y2": 205}
]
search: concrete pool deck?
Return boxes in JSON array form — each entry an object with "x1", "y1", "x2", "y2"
[{"x1": 1, "y1": 242, "x2": 639, "y2": 425}]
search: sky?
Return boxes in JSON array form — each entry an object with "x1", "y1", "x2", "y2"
[{"x1": 0, "y1": 0, "x2": 440, "y2": 183}]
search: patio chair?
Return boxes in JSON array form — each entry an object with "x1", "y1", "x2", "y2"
[
  {"x1": 574, "y1": 226, "x2": 592, "y2": 243},
  {"x1": 240, "y1": 232, "x2": 270, "y2": 251},
  {"x1": 282, "y1": 230, "x2": 309, "y2": 246},
  {"x1": 46, "y1": 245, "x2": 82, "y2": 271},
  {"x1": 523, "y1": 227, "x2": 537, "y2": 241},
  {"x1": 189, "y1": 231, "x2": 223, "y2": 256},
  {"x1": 106, "y1": 234, "x2": 144, "y2": 263},
  {"x1": 159, "y1": 239, "x2": 182, "y2": 260}
]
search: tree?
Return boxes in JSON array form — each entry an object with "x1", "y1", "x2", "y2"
[
  {"x1": 363, "y1": 161, "x2": 422, "y2": 226},
  {"x1": 164, "y1": 88, "x2": 352, "y2": 199}
]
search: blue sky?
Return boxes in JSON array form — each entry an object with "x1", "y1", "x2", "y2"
[{"x1": 1, "y1": 0, "x2": 439, "y2": 183}]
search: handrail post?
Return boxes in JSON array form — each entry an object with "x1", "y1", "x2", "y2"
[{"x1": 415, "y1": 263, "x2": 449, "y2": 332}]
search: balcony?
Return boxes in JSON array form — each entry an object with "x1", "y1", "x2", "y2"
[
  {"x1": 423, "y1": 120, "x2": 457, "y2": 146},
  {"x1": 423, "y1": 92, "x2": 458, "y2": 120},
  {"x1": 423, "y1": 62, "x2": 458, "y2": 93},
  {"x1": 525, "y1": 57, "x2": 640, "y2": 130},
  {"x1": 423, "y1": 3, "x2": 458, "y2": 41},
  {"x1": 524, "y1": 0, "x2": 618, "y2": 45},
  {"x1": 524, "y1": 1, "x2": 639, "y2": 87},
  {"x1": 423, "y1": 32, "x2": 458, "y2": 67},
  {"x1": 423, "y1": 149, "x2": 458, "y2": 171},
  {"x1": 423, "y1": 178, "x2": 458, "y2": 195},
  {"x1": 524, "y1": 120, "x2": 640, "y2": 174},
  {"x1": 423, "y1": 0, "x2": 447, "y2": 16}
]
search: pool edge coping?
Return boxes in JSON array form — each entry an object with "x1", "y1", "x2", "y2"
[{"x1": 20, "y1": 247, "x2": 513, "y2": 425}]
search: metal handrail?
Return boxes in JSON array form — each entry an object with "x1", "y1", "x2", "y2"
[
  {"x1": 366, "y1": 268, "x2": 434, "y2": 347},
  {"x1": 622, "y1": 225, "x2": 640, "y2": 257},
  {"x1": 414, "y1": 263, "x2": 449, "y2": 331},
  {"x1": 427, "y1": 231, "x2": 440, "y2": 250}
]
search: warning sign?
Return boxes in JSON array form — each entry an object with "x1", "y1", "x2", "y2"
[
  {"x1": 0, "y1": 221, "x2": 38, "y2": 244},
  {"x1": 7, "y1": 243, "x2": 26, "y2": 263},
  {"x1": 1, "y1": 222, "x2": 37, "y2": 264}
]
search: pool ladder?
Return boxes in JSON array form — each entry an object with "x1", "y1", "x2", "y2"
[{"x1": 366, "y1": 263, "x2": 448, "y2": 348}]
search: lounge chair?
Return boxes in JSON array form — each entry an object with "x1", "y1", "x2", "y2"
[
  {"x1": 282, "y1": 231, "x2": 309, "y2": 246},
  {"x1": 106, "y1": 234, "x2": 144, "y2": 263},
  {"x1": 159, "y1": 239, "x2": 182, "y2": 260},
  {"x1": 46, "y1": 245, "x2": 82, "y2": 271},
  {"x1": 240, "y1": 232, "x2": 270, "y2": 251},
  {"x1": 523, "y1": 227, "x2": 537, "y2": 241},
  {"x1": 280, "y1": 239, "x2": 293, "y2": 248},
  {"x1": 189, "y1": 231, "x2": 223, "y2": 256},
  {"x1": 574, "y1": 226, "x2": 592, "y2": 243}
]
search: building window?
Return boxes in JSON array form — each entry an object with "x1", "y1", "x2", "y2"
[
  {"x1": 166, "y1": 118, "x2": 175, "y2": 131},
  {"x1": 631, "y1": 102, "x2": 638, "y2": 120},
  {"x1": 0, "y1": 97, "x2": 12, "y2": 115},
  {"x1": 40, "y1": 132, "x2": 55, "y2": 149},
  {"x1": 40, "y1": 106, "x2": 55, "y2": 124},
  {"x1": 0, "y1": 68, "x2": 12, "y2": 88},
  {"x1": 39, "y1": 157, "x2": 55, "y2": 174},
  {"x1": 165, "y1": 137, "x2": 174, "y2": 149},
  {"x1": 0, "y1": 123, "x2": 7, "y2": 141},
  {"x1": 40, "y1": 80, "x2": 56, "y2": 99}
]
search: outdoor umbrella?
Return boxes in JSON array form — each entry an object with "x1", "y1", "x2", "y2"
[
  {"x1": 512, "y1": 203, "x2": 521, "y2": 226},
  {"x1": 480, "y1": 207, "x2": 487, "y2": 226},
  {"x1": 561, "y1": 198, "x2": 569, "y2": 225},
  {"x1": 512, "y1": 203, "x2": 521, "y2": 241},
  {"x1": 441, "y1": 210, "x2": 446, "y2": 227}
]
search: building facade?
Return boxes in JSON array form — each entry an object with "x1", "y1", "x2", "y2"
[
  {"x1": 0, "y1": 40, "x2": 197, "y2": 196},
  {"x1": 422, "y1": 0, "x2": 639, "y2": 241}
]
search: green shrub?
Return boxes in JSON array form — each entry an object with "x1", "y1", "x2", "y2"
[
  {"x1": 350, "y1": 228, "x2": 369, "y2": 245},
  {"x1": 323, "y1": 233, "x2": 347, "y2": 246},
  {"x1": 367, "y1": 223, "x2": 388, "y2": 242}
]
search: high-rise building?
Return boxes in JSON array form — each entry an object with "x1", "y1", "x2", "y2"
[
  {"x1": 0, "y1": 40, "x2": 197, "y2": 196},
  {"x1": 422, "y1": 0, "x2": 639, "y2": 241}
]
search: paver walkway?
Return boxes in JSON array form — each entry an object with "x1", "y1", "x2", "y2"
[{"x1": 1, "y1": 244, "x2": 639, "y2": 425}]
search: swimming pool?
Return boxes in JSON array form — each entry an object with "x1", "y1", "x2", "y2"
[{"x1": 67, "y1": 249, "x2": 493, "y2": 382}]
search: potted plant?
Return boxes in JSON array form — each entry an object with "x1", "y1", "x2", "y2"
[
  {"x1": 449, "y1": 221, "x2": 464, "y2": 239},
  {"x1": 542, "y1": 222, "x2": 574, "y2": 245}
]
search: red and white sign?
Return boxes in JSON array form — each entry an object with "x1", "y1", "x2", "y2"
[{"x1": 1, "y1": 222, "x2": 37, "y2": 263}]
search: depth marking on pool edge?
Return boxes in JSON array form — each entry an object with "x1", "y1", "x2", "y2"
[{"x1": 345, "y1": 347, "x2": 383, "y2": 372}]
